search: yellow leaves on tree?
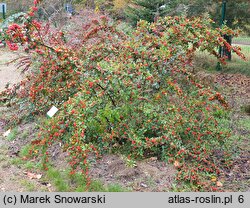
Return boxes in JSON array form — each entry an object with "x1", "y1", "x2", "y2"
[{"x1": 114, "y1": 0, "x2": 129, "y2": 10}]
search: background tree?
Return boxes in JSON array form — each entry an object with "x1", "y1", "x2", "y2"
[
  {"x1": 125, "y1": 0, "x2": 181, "y2": 26},
  {"x1": 3, "y1": 0, "x2": 33, "y2": 16},
  {"x1": 183, "y1": 0, "x2": 250, "y2": 60},
  {"x1": 111, "y1": 0, "x2": 130, "y2": 19},
  {"x1": 183, "y1": 0, "x2": 250, "y2": 34},
  {"x1": 73, "y1": 0, "x2": 113, "y2": 11}
]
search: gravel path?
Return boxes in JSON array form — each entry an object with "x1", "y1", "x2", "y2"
[{"x1": 0, "y1": 49, "x2": 23, "y2": 92}]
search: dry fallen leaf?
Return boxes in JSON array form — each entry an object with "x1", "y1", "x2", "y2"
[
  {"x1": 149, "y1": 157, "x2": 157, "y2": 161},
  {"x1": 216, "y1": 181, "x2": 223, "y2": 187},
  {"x1": 25, "y1": 172, "x2": 42, "y2": 180},
  {"x1": 211, "y1": 176, "x2": 217, "y2": 182},
  {"x1": 140, "y1": 182, "x2": 148, "y2": 188},
  {"x1": 3, "y1": 129, "x2": 11, "y2": 137},
  {"x1": 174, "y1": 160, "x2": 180, "y2": 168},
  {"x1": 36, "y1": 174, "x2": 42, "y2": 179},
  {"x1": 22, "y1": 156, "x2": 28, "y2": 160}
]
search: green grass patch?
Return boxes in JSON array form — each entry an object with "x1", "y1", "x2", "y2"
[
  {"x1": 194, "y1": 45, "x2": 250, "y2": 76},
  {"x1": 19, "y1": 144, "x2": 32, "y2": 158},
  {"x1": 10, "y1": 157, "x2": 25, "y2": 166},
  {"x1": 241, "y1": 104, "x2": 250, "y2": 115},
  {"x1": 24, "y1": 161, "x2": 36, "y2": 170},
  {"x1": 20, "y1": 130, "x2": 30, "y2": 140},
  {"x1": 10, "y1": 144, "x2": 128, "y2": 192},
  {"x1": 7, "y1": 127, "x2": 18, "y2": 141},
  {"x1": 68, "y1": 168, "x2": 129, "y2": 192},
  {"x1": 46, "y1": 168, "x2": 70, "y2": 191},
  {"x1": 0, "y1": 155, "x2": 6, "y2": 162},
  {"x1": 233, "y1": 36, "x2": 250, "y2": 44},
  {"x1": 44, "y1": 167, "x2": 128, "y2": 192},
  {"x1": 0, "y1": 145, "x2": 8, "y2": 154},
  {"x1": 20, "y1": 179, "x2": 37, "y2": 191},
  {"x1": 238, "y1": 118, "x2": 250, "y2": 130},
  {"x1": 106, "y1": 184, "x2": 128, "y2": 192}
]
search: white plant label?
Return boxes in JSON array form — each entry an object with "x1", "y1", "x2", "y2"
[{"x1": 47, "y1": 106, "x2": 59, "y2": 118}]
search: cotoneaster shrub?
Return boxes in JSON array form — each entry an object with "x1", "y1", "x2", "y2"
[{"x1": 0, "y1": 0, "x2": 246, "y2": 191}]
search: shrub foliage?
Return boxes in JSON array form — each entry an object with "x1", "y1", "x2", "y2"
[{"x1": 0, "y1": 0, "x2": 246, "y2": 191}]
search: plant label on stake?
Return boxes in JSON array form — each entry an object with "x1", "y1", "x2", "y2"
[{"x1": 47, "y1": 106, "x2": 58, "y2": 118}]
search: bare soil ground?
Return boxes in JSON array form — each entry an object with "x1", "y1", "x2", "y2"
[
  {"x1": 0, "y1": 49, "x2": 52, "y2": 191},
  {"x1": 0, "y1": 112, "x2": 176, "y2": 192},
  {"x1": 214, "y1": 73, "x2": 250, "y2": 191},
  {"x1": 0, "y1": 111, "x2": 177, "y2": 192},
  {"x1": 89, "y1": 155, "x2": 175, "y2": 191},
  {"x1": 0, "y1": 49, "x2": 24, "y2": 92},
  {"x1": 0, "y1": 109, "x2": 52, "y2": 192},
  {"x1": 0, "y1": 49, "x2": 29, "y2": 191}
]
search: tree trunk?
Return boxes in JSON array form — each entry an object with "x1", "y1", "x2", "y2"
[{"x1": 223, "y1": 35, "x2": 232, "y2": 61}]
